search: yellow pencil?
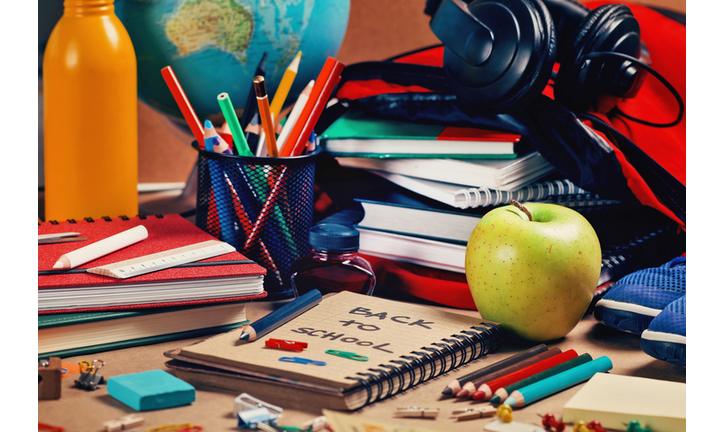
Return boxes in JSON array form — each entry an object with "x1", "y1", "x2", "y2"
[
  {"x1": 253, "y1": 75, "x2": 279, "y2": 157},
  {"x1": 269, "y1": 51, "x2": 302, "y2": 121}
]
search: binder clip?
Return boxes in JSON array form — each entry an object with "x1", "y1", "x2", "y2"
[
  {"x1": 265, "y1": 338, "x2": 308, "y2": 352},
  {"x1": 452, "y1": 406, "x2": 497, "y2": 421},
  {"x1": 38, "y1": 357, "x2": 62, "y2": 400},
  {"x1": 234, "y1": 393, "x2": 283, "y2": 431},
  {"x1": 393, "y1": 407, "x2": 440, "y2": 419},
  {"x1": 102, "y1": 414, "x2": 144, "y2": 432},
  {"x1": 74, "y1": 359, "x2": 105, "y2": 391}
]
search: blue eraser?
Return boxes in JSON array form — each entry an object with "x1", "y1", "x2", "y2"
[{"x1": 107, "y1": 370, "x2": 195, "y2": 411}]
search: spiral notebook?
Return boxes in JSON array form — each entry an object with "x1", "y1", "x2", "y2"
[{"x1": 164, "y1": 291, "x2": 501, "y2": 410}]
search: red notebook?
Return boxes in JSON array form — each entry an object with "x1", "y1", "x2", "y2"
[{"x1": 38, "y1": 214, "x2": 267, "y2": 314}]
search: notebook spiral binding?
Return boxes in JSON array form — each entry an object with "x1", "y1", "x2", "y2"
[{"x1": 345, "y1": 322, "x2": 501, "y2": 407}]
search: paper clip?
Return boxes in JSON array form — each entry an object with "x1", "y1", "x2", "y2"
[
  {"x1": 453, "y1": 406, "x2": 497, "y2": 421},
  {"x1": 393, "y1": 407, "x2": 440, "y2": 419},
  {"x1": 324, "y1": 349, "x2": 369, "y2": 362},
  {"x1": 265, "y1": 338, "x2": 309, "y2": 352},
  {"x1": 279, "y1": 356, "x2": 326, "y2": 366},
  {"x1": 38, "y1": 423, "x2": 65, "y2": 432}
]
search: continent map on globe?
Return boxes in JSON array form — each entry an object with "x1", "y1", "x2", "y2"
[{"x1": 116, "y1": 0, "x2": 350, "y2": 130}]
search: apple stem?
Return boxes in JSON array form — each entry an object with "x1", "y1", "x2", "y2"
[{"x1": 510, "y1": 199, "x2": 533, "y2": 221}]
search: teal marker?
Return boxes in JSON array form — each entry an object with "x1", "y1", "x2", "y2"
[{"x1": 502, "y1": 356, "x2": 613, "y2": 408}]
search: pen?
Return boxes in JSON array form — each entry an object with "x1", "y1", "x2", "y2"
[{"x1": 239, "y1": 289, "x2": 322, "y2": 341}]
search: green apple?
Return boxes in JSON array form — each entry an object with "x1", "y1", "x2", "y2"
[{"x1": 465, "y1": 201, "x2": 601, "y2": 342}]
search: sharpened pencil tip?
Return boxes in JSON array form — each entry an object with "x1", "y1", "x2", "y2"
[
  {"x1": 442, "y1": 387, "x2": 452, "y2": 396},
  {"x1": 455, "y1": 389, "x2": 470, "y2": 398},
  {"x1": 238, "y1": 332, "x2": 250, "y2": 341},
  {"x1": 489, "y1": 395, "x2": 501, "y2": 404},
  {"x1": 52, "y1": 261, "x2": 64, "y2": 269}
]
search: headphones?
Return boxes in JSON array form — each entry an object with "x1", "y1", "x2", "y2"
[{"x1": 426, "y1": 0, "x2": 683, "y2": 126}]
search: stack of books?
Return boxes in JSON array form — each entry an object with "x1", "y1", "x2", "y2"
[
  {"x1": 38, "y1": 214, "x2": 268, "y2": 358},
  {"x1": 318, "y1": 108, "x2": 686, "y2": 300}
]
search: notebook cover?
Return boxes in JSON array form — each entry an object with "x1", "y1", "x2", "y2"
[{"x1": 38, "y1": 214, "x2": 267, "y2": 313}]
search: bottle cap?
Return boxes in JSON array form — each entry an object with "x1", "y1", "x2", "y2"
[{"x1": 309, "y1": 223, "x2": 360, "y2": 252}]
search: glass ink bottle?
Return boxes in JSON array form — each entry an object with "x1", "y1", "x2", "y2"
[{"x1": 290, "y1": 223, "x2": 376, "y2": 297}]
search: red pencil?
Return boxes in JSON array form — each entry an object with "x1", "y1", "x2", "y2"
[
  {"x1": 280, "y1": 57, "x2": 344, "y2": 157},
  {"x1": 160, "y1": 66, "x2": 205, "y2": 146},
  {"x1": 472, "y1": 349, "x2": 579, "y2": 401}
]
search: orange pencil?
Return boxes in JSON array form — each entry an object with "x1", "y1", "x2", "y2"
[
  {"x1": 282, "y1": 57, "x2": 344, "y2": 157},
  {"x1": 253, "y1": 76, "x2": 279, "y2": 157}
]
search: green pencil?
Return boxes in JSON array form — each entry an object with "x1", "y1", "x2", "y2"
[
  {"x1": 489, "y1": 353, "x2": 593, "y2": 404},
  {"x1": 218, "y1": 92, "x2": 253, "y2": 157}
]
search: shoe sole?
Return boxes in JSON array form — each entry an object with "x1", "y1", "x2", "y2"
[
  {"x1": 593, "y1": 299, "x2": 662, "y2": 335},
  {"x1": 641, "y1": 330, "x2": 686, "y2": 366}
]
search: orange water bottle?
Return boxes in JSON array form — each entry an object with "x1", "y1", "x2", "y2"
[{"x1": 43, "y1": 0, "x2": 138, "y2": 221}]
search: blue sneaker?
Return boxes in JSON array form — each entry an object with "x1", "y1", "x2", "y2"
[
  {"x1": 593, "y1": 256, "x2": 686, "y2": 334},
  {"x1": 641, "y1": 295, "x2": 686, "y2": 366}
]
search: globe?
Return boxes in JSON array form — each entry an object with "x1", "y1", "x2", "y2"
[{"x1": 115, "y1": 0, "x2": 350, "y2": 130}]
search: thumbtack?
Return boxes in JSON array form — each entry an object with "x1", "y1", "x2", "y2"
[
  {"x1": 539, "y1": 413, "x2": 565, "y2": 431},
  {"x1": 573, "y1": 420, "x2": 591, "y2": 432},
  {"x1": 586, "y1": 420, "x2": 608, "y2": 432},
  {"x1": 624, "y1": 420, "x2": 652, "y2": 432},
  {"x1": 496, "y1": 404, "x2": 513, "y2": 423}
]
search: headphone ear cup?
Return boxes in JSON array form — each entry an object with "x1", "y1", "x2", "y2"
[
  {"x1": 442, "y1": 0, "x2": 556, "y2": 112},
  {"x1": 554, "y1": 4, "x2": 641, "y2": 112}
]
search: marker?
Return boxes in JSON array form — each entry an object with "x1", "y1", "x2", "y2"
[
  {"x1": 239, "y1": 289, "x2": 323, "y2": 341},
  {"x1": 502, "y1": 356, "x2": 613, "y2": 408}
]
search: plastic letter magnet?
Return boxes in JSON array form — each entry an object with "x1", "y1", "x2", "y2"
[{"x1": 107, "y1": 370, "x2": 195, "y2": 411}]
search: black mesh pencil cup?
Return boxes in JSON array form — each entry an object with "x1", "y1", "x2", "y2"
[{"x1": 196, "y1": 147, "x2": 320, "y2": 300}]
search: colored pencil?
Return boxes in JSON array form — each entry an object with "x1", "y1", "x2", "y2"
[
  {"x1": 160, "y1": 66, "x2": 205, "y2": 146},
  {"x1": 489, "y1": 354, "x2": 593, "y2": 404},
  {"x1": 277, "y1": 80, "x2": 314, "y2": 155},
  {"x1": 244, "y1": 113, "x2": 261, "y2": 155},
  {"x1": 52, "y1": 226, "x2": 148, "y2": 269},
  {"x1": 269, "y1": 50, "x2": 302, "y2": 121},
  {"x1": 502, "y1": 356, "x2": 613, "y2": 408},
  {"x1": 219, "y1": 122, "x2": 234, "y2": 149},
  {"x1": 472, "y1": 349, "x2": 579, "y2": 400},
  {"x1": 239, "y1": 289, "x2": 322, "y2": 341},
  {"x1": 456, "y1": 347, "x2": 562, "y2": 398},
  {"x1": 203, "y1": 120, "x2": 232, "y2": 154},
  {"x1": 280, "y1": 57, "x2": 344, "y2": 157},
  {"x1": 241, "y1": 52, "x2": 267, "y2": 139},
  {"x1": 442, "y1": 344, "x2": 549, "y2": 396},
  {"x1": 253, "y1": 76, "x2": 279, "y2": 157},
  {"x1": 217, "y1": 92, "x2": 253, "y2": 156}
]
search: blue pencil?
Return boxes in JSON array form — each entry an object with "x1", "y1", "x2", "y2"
[
  {"x1": 502, "y1": 356, "x2": 613, "y2": 408},
  {"x1": 239, "y1": 289, "x2": 322, "y2": 341}
]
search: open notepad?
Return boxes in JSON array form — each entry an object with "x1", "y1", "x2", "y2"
[{"x1": 165, "y1": 291, "x2": 501, "y2": 410}]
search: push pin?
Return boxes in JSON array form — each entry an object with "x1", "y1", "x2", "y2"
[
  {"x1": 74, "y1": 359, "x2": 105, "y2": 390},
  {"x1": 393, "y1": 407, "x2": 440, "y2": 419},
  {"x1": 586, "y1": 420, "x2": 607, "y2": 432},
  {"x1": 540, "y1": 413, "x2": 565, "y2": 431},
  {"x1": 452, "y1": 406, "x2": 497, "y2": 421},
  {"x1": 624, "y1": 420, "x2": 652, "y2": 432},
  {"x1": 573, "y1": 420, "x2": 591, "y2": 432},
  {"x1": 496, "y1": 404, "x2": 513, "y2": 423}
]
